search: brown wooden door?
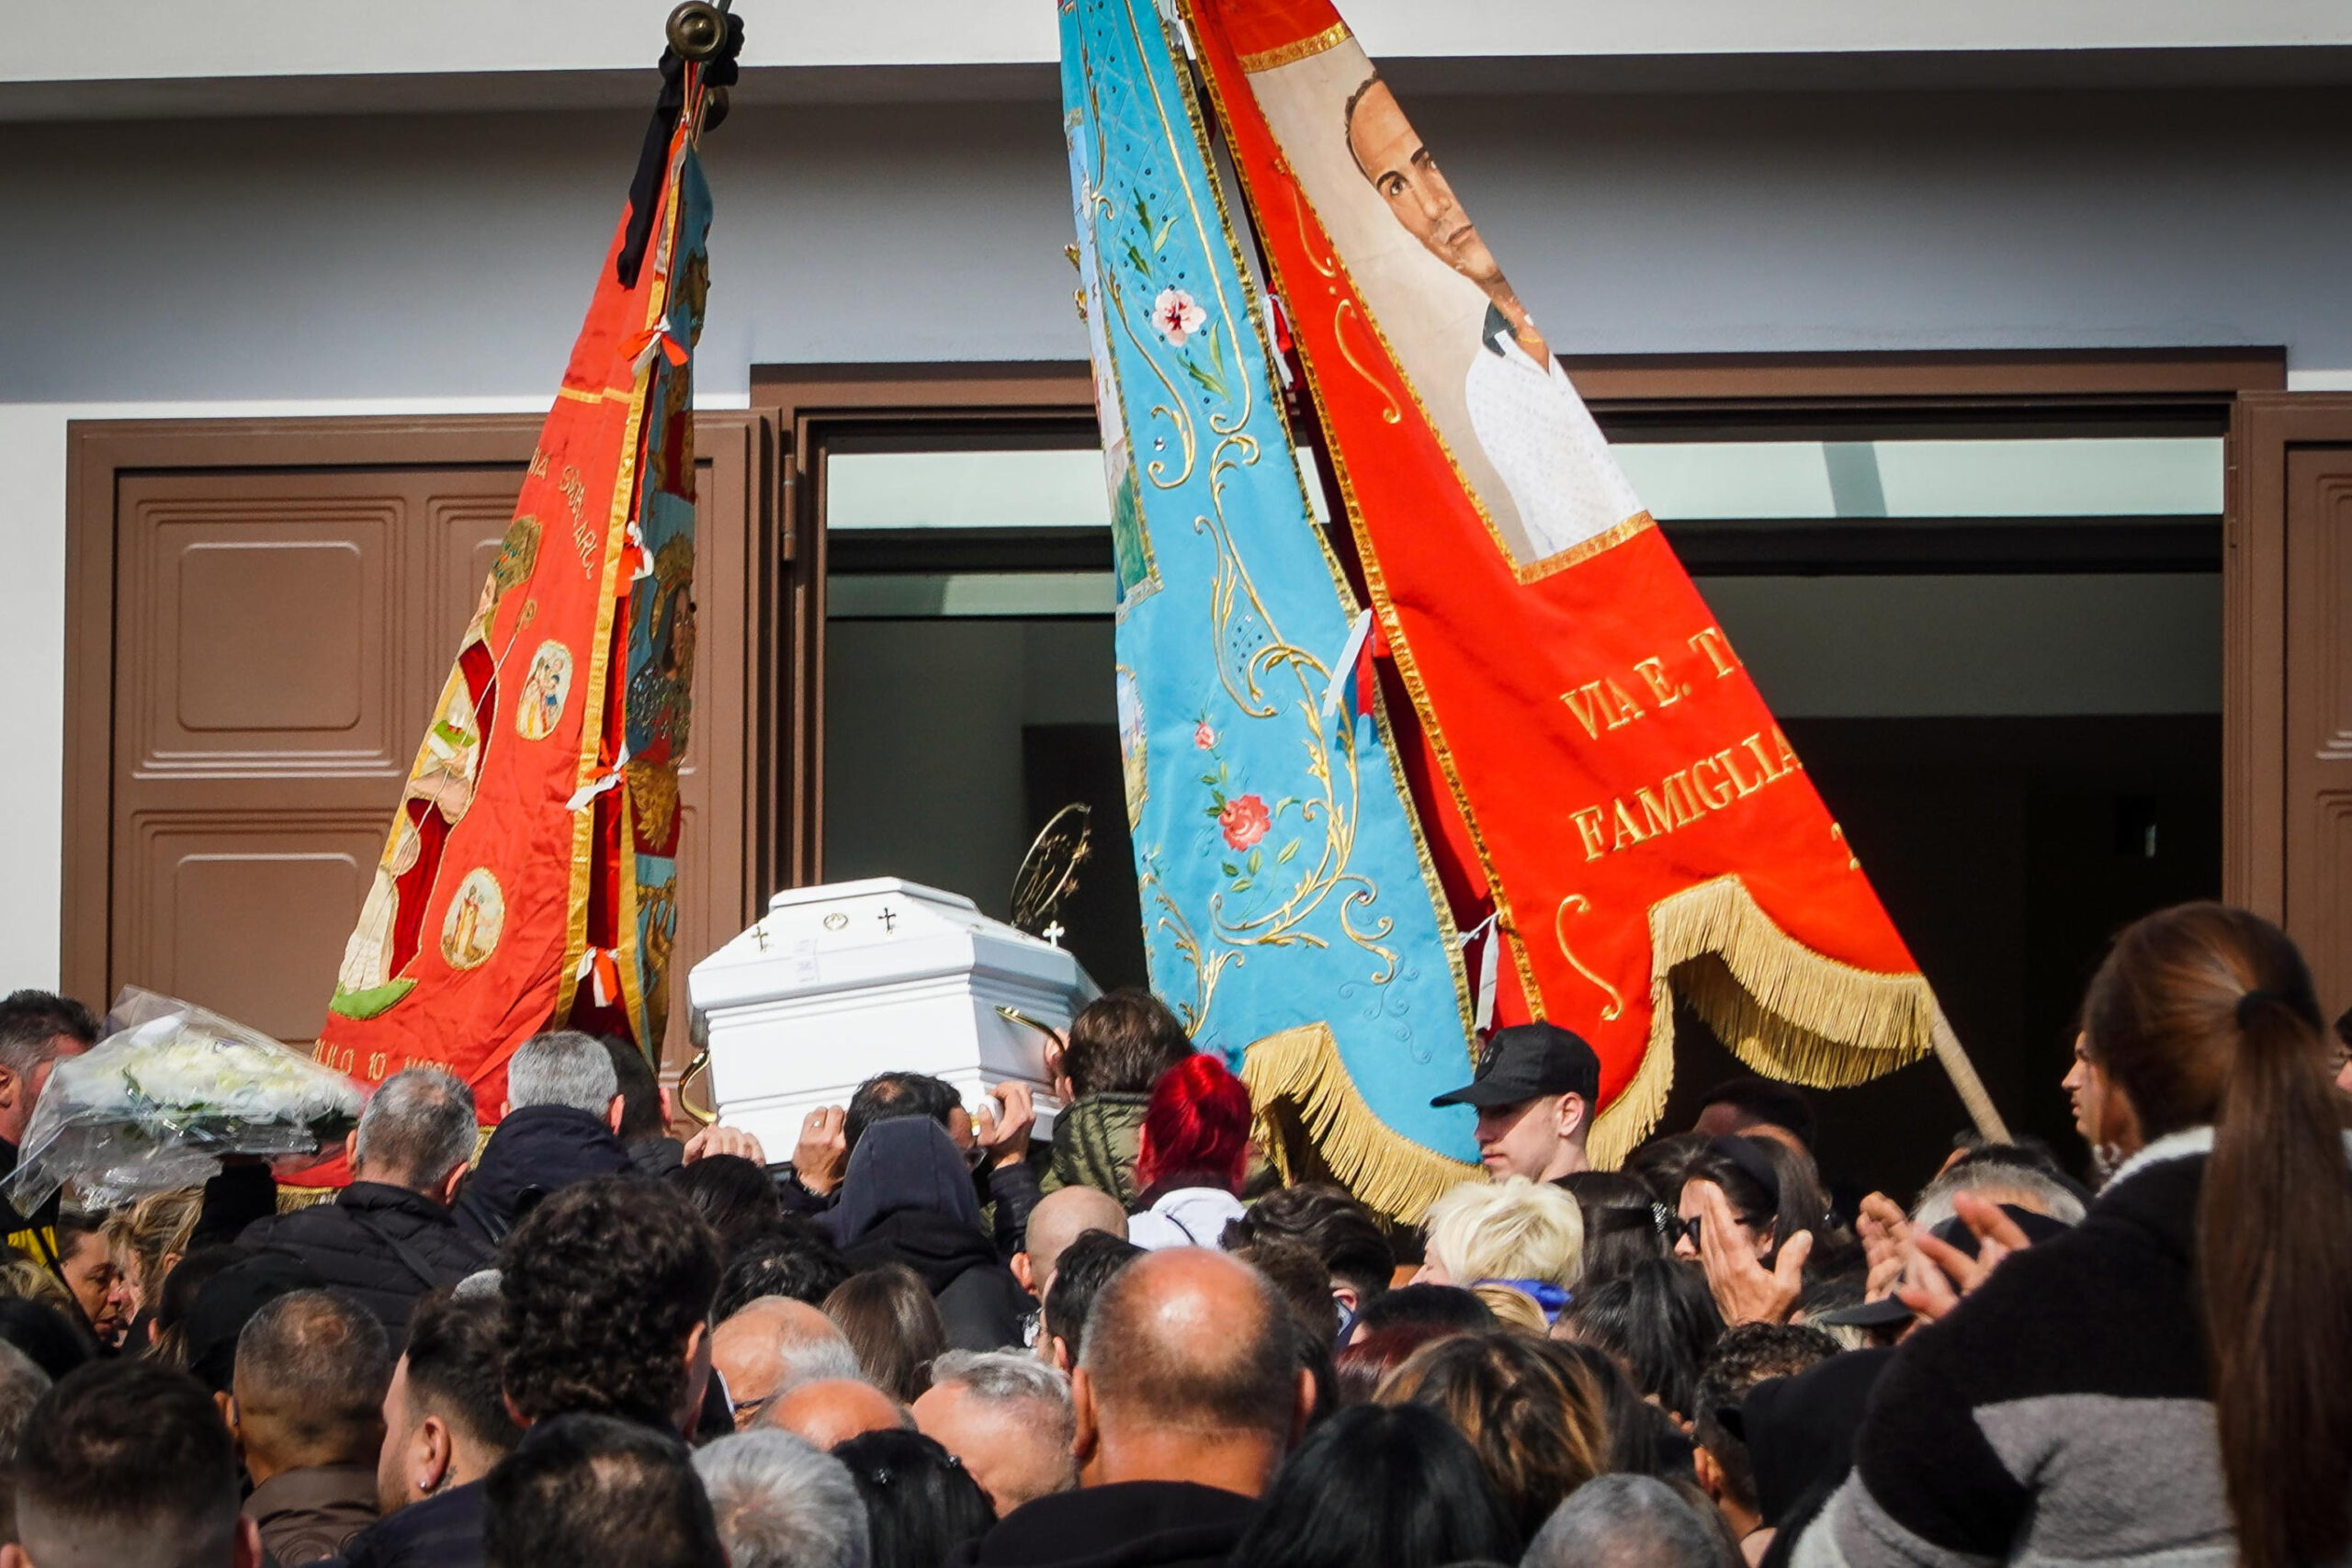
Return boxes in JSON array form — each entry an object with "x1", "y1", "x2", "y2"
[
  {"x1": 66, "y1": 414, "x2": 770, "y2": 1083},
  {"x1": 108, "y1": 464, "x2": 522, "y2": 1043},
  {"x1": 2229, "y1": 393, "x2": 2352, "y2": 1014}
]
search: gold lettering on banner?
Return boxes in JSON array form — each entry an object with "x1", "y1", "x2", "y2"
[
  {"x1": 1714, "y1": 746, "x2": 1764, "y2": 797},
  {"x1": 561, "y1": 466, "x2": 596, "y2": 576},
  {"x1": 1690, "y1": 757, "x2": 1736, "y2": 810},
  {"x1": 1561, "y1": 678, "x2": 1646, "y2": 739},
  {"x1": 1659, "y1": 769, "x2": 1709, "y2": 829},
  {"x1": 1570, "y1": 730, "x2": 1804, "y2": 862},
  {"x1": 1743, "y1": 728, "x2": 1802, "y2": 784},
  {"x1": 1689, "y1": 626, "x2": 1738, "y2": 678},
  {"x1": 1634, "y1": 786, "x2": 1675, "y2": 839},
  {"x1": 1632, "y1": 657, "x2": 1683, "y2": 706},
  {"x1": 1553, "y1": 894, "x2": 1626, "y2": 1021},
  {"x1": 1572, "y1": 807, "x2": 1608, "y2": 863},
  {"x1": 1830, "y1": 821, "x2": 1861, "y2": 870}
]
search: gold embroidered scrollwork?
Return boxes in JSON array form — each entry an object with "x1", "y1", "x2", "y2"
[
  {"x1": 1334, "y1": 300, "x2": 1403, "y2": 425},
  {"x1": 1554, "y1": 894, "x2": 1626, "y2": 1022}
]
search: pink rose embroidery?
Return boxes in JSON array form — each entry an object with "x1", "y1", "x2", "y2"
[
  {"x1": 1218, "y1": 794, "x2": 1271, "y2": 852},
  {"x1": 1193, "y1": 721, "x2": 1216, "y2": 750},
  {"x1": 1153, "y1": 288, "x2": 1207, "y2": 347}
]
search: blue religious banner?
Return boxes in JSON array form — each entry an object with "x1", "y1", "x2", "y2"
[{"x1": 1061, "y1": 0, "x2": 1482, "y2": 1217}]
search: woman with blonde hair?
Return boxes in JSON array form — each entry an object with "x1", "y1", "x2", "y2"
[
  {"x1": 1413, "y1": 1177, "x2": 1583, "y2": 1323},
  {"x1": 103, "y1": 1188, "x2": 201, "y2": 1330}
]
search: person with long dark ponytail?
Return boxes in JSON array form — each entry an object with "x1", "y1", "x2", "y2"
[{"x1": 1796, "y1": 903, "x2": 2352, "y2": 1568}]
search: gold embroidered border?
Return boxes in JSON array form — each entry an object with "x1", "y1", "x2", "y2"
[
  {"x1": 1237, "y1": 21, "x2": 1351, "y2": 73},
  {"x1": 557, "y1": 147, "x2": 687, "y2": 1021},
  {"x1": 1512, "y1": 510, "x2": 1656, "y2": 583},
  {"x1": 556, "y1": 384, "x2": 634, "y2": 406}
]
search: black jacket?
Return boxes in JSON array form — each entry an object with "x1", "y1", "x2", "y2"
[
  {"x1": 241, "y1": 1183, "x2": 489, "y2": 1334},
  {"x1": 627, "y1": 1135, "x2": 685, "y2": 1179},
  {"x1": 831, "y1": 1118, "x2": 1030, "y2": 1350},
  {"x1": 325, "y1": 1478, "x2": 484, "y2": 1568},
  {"x1": 453, "y1": 1105, "x2": 630, "y2": 1249},
  {"x1": 948, "y1": 1481, "x2": 1259, "y2": 1568}
]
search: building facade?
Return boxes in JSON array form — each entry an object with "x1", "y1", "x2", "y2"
[{"x1": 7, "y1": 1, "x2": 2349, "y2": 1183}]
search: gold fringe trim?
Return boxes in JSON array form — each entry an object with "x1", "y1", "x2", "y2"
[
  {"x1": 1589, "y1": 875, "x2": 1939, "y2": 1167},
  {"x1": 1242, "y1": 1023, "x2": 1482, "y2": 1225}
]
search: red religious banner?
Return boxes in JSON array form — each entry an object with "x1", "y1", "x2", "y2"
[
  {"x1": 307, "y1": 47, "x2": 726, "y2": 1167},
  {"x1": 1186, "y1": 0, "x2": 1997, "y2": 1160}
]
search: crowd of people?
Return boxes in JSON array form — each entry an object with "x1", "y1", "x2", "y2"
[{"x1": 0, "y1": 898, "x2": 2346, "y2": 1568}]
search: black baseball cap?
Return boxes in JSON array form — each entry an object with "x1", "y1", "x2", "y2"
[{"x1": 1430, "y1": 1022, "x2": 1601, "y2": 1110}]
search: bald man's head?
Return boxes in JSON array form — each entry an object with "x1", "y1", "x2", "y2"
[
  {"x1": 1079, "y1": 1249, "x2": 1297, "y2": 1441},
  {"x1": 1017, "y1": 1187, "x2": 1130, "y2": 1298},
  {"x1": 763, "y1": 1377, "x2": 910, "y2": 1451},
  {"x1": 712, "y1": 1297, "x2": 854, "y2": 1428}
]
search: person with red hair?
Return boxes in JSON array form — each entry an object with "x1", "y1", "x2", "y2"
[{"x1": 1125, "y1": 1055, "x2": 1255, "y2": 1250}]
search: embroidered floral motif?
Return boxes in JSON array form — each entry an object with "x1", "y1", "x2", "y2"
[
  {"x1": 1152, "y1": 287, "x2": 1206, "y2": 346},
  {"x1": 1193, "y1": 720, "x2": 1217, "y2": 750},
  {"x1": 1219, "y1": 794, "x2": 1271, "y2": 852}
]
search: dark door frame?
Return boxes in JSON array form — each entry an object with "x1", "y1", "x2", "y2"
[
  {"x1": 750, "y1": 362, "x2": 1100, "y2": 893},
  {"x1": 2229, "y1": 391, "x2": 2352, "y2": 929}
]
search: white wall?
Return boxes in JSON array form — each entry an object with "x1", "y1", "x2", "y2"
[
  {"x1": 6, "y1": 0, "x2": 2342, "y2": 89},
  {"x1": 2, "y1": 85, "x2": 2339, "y2": 987},
  {"x1": 8, "y1": 90, "x2": 2352, "y2": 407}
]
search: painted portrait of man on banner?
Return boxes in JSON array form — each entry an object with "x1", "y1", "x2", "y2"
[{"x1": 1251, "y1": 39, "x2": 1643, "y2": 573}]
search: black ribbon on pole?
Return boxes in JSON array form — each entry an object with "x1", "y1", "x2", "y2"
[{"x1": 617, "y1": 10, "x2": 743, "y2": 288}]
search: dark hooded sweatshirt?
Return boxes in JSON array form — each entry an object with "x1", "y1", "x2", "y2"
[
  {"x1": 831, "y1": 1117, "x2": 1029, "y2": 1350},
  {"x1": 453, "y1": 1105, "x2": 631, "y2": 1249}
]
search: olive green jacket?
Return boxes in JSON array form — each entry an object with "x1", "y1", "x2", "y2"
[{"x1": 1039, "y1": 1092, "x2": 1150, "y2": 1209}]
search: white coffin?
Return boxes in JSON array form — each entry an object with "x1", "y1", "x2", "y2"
[{"x1": 687, "y1": 878, "x2": 1099, "y2": 1156}]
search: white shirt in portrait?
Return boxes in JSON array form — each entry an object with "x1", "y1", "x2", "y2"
[{"x1": 1462, "y1": 304, "x2": 1644, "y2": 563}]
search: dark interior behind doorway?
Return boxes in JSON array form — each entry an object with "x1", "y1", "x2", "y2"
[{"x1": 1656, "y1": 713, "x2": 2222, "y2": 1201}]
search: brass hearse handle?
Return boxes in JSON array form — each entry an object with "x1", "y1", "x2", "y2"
[{"x1": 674, "y1": 1046, "x2": 719, "y2": 1127}]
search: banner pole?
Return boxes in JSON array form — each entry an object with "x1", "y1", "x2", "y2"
[{"x1": 1930, "y1": 1010, "x2": 2011, "y2": 1143}]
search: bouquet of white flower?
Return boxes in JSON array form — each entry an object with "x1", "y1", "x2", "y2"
[{"x1": 4, "y1": 987, "x2": 367, "y2": 1211}]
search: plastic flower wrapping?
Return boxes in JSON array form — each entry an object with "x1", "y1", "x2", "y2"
[{"x1": 4, "y1": 987, "x2": 366, "y2": 1211}]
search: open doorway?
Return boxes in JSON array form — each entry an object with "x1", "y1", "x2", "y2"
[
  {"x1": 818, "y1": 429, "x2": 1150, "y2": 992},
  {"x1": 770, "y1": 355, "x2": 2265, "y2": 1201}
]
